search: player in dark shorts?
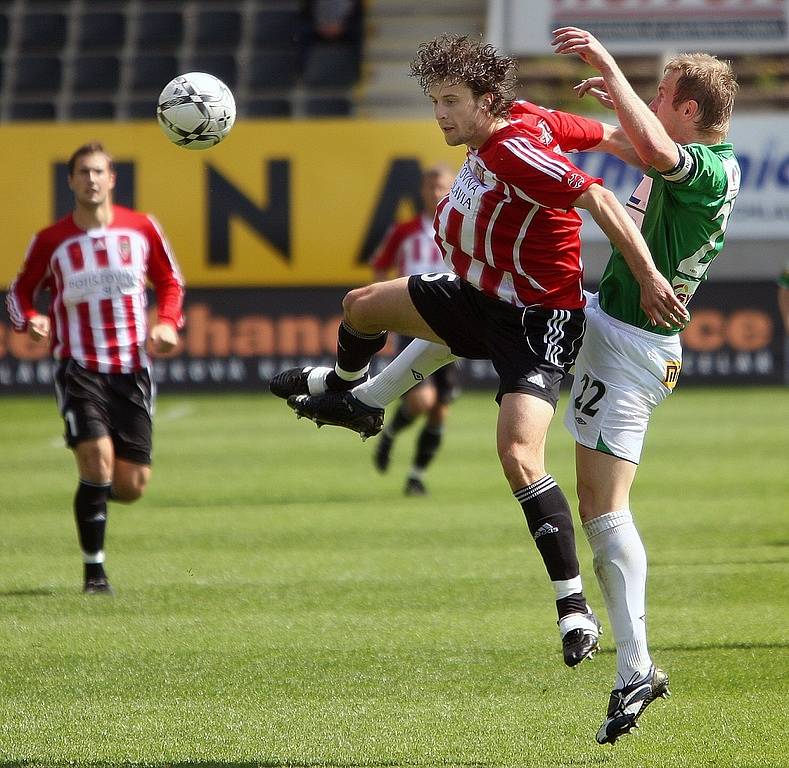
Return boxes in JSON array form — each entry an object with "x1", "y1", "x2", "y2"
[
  {"x1": 7, "y1": 143, "x2": 184, "y2": 594},
  {"x1": 270, "y1": 36, "x2": 684, "y2": 668}
]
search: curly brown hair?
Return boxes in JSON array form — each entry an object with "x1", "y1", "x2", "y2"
[{"x1": 410, "y1": 35, "x2": 517, "y2": 119}]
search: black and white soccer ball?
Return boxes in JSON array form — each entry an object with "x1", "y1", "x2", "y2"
[{"x1": 156, "y1": 72, "x2": 236, "y2": 150}]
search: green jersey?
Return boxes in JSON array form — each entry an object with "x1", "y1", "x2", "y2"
[{"x1": 599, "y1": 142, "x2": 740, "y2": 335}]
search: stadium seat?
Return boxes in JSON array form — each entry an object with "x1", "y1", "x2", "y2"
[
  {"x1": 14, "y1": 56, "x2": 62, "y2": 94},
  {"x1": 0, "y1": 14, "x2": 8, "y2": 51},
  {"x1": 136, "y1": 11, "x2": 183, "y2": 52},
  {"x1": 186, "y1": 54, "x2": 237, "y2": 88},
  {"x1": 70, "y1": 100, "x2": 116, "y2": 120},
  {"x1": 20, "y1": 12, "x2": 67, "y2": 52},
  {"x1": 194, "y1": 10, "x2": 241, "y2": 50},
  {"x1": 302, "y1": 43, "x2": 359, "y2": 87},
  {"x1": 127, "y1": 98, "x2": 157, "y2": 120},
  {"x1": 304, "y1": 95, "x2": 352, "y2": 117},
  {"x1": 73, "y1": 55, "x2": 120, "y2": 93},
  {"x1": 246, "y1": 97, "x2": 293, "y2": 118},
  {"x1": 252, "y1": 8, "x2": 303, "y2": 48},
  {"x1": 130, "y1": 54, "x2": 178, "y2": 93},
  {"x1": 249, "y1": 50, "x2": 300, "y2": 89},
  {"x1": 77, "y1": 12, "x2": 126, "y2": 52},
  {"x1": 10, "y1": 100, "x2": 57, "y2": 120}
]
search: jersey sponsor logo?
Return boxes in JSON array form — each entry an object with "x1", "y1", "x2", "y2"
[
  {"x1": 63, "y1": 268, "x2": 139, "y2": 305},
  {"x1": 663, "y1": 360, "x2": 681, "y2": 389},
  {"x1": 450, "y1": 162, "x2": 487, "y2": 213},
  {"x1": 566, "y1": 173, "x2": 585, "y2": 189}
]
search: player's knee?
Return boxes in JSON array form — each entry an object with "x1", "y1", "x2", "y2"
[
  {"x1": 342, "y1": 285, "x2": 376, "y2": 327},
  {"x1": 111, "y1": 469, "x2": 150, "y2": 503},
  {"x1": 497, "y1": 442, "x2": 543, "y2": 487}
]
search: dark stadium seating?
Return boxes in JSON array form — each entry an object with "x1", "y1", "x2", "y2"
[
  {"x1": 250, "y1": 51, "x2": 300, "y2": 89},
  {"x1": 70, "y1": 100, "x2": 116, "y2": 120},
  {"x1": 252, "y1": 8, "x2": 303, "y2": 48},
  {"x1": 305, "y1": 96, "x2": 352, "y2": 117},
  {"x1": 0, "y1": 14, "x2": 8, "y2": 51},
  {"x1": 130, "y1": 55, "x2": 179, "y2": 93},
  {"x1": 185, "y1": 54, "x2": 237, "y2": 88},
  {"x1": 247, "y1": 98, "x2": 293, "y2": 118},
  {"x1": 136, "y1": 11, "x2": 183, "y2": 52},
  {"x1": 77, "y1": 12, "x2": 126, "y2": 52},
  {"x1": 73, "y1": 55, "x2": 120, "y2": 93},
  {"x1": 20, "y1": 12, "x2": 67, "y2": 53},
  {"x1": 1, "y1": 0, "x2": 367, "y2": 122},
  {"x1": 195, "y1": 10, "x2": 242, "y2": 51},
  {"x1": 302, "y1": 43, "x2": 360, "y2": 88},
  {"x1": 10, "y1": 100, "x2": 56, "y2": 120},
  {"x1": 14, "y1": 56, "x2": 62, "y2": 94}
]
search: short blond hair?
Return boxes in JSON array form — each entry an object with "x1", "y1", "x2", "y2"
[{"x1": 665, "y1": 53, "x2": 737, "y2": 136}]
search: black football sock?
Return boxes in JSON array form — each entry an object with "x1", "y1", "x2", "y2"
[
  {"x1": 514, "y1": 475, "x2": 587, "y2": 620},
  {"x1": 386, "y1": 401, "x2": 415, "y2": 437},
  {"x1": 414, "y1": 424, "x2": 442, "y2": 470},
  {"x1": 75, "y1": 480, "x2": 110, "y2": 577},
  {"x1": 329, "y1": 322, "x2": 388, "y2": 389}
]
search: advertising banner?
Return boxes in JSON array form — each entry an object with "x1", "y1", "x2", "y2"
[
  {"x1": 489, "y1": 0, "x2": 789, "y2": 55},
  {"x1": 2, "y1": 115, "x2": 786, "y2": 295},
  {"x1": 1, "y1": 282, "x2": 783, "y2": 395}
]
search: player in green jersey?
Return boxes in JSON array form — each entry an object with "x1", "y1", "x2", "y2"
[{"x1": 552, "y1": 28, "x2": 739, "y2": 744}]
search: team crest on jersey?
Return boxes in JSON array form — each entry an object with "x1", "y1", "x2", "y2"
[
  {"x1": 673, "y1": 283, "x2": 691, "y2": 305},
  {"x1": 663, "y1": 360, "x2": 681, "y2": 390},
  {"x1": 566, "y1": 173, "x2": 585, "y2": 189},
  {"x1": 537, "y1": 119, "x2": 553, "y2": 145}
]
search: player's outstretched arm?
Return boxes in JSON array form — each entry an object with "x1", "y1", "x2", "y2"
[
  {"x1": 551, "y1": 26, "x2": 679, "y2": 172},
  {"x1": 574, "y1": 184, "x2": 688, "y2": 328}
]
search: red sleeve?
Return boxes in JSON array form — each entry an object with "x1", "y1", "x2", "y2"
[
  {"x1": 370, "y1": 223, "x2": 405, "y2": 272},
  {"x1": 144, "y1": 215, "x2": 185, "y2": 330},
  {"x1": 510, "y1": 100, "x2": 604, "y2": 152},
  {"x1": 6, "y1": 234, "x2": 52, "y2": 332},
  {"x1": 496, "y1": 138, "x2": 603, "y2": 210}
]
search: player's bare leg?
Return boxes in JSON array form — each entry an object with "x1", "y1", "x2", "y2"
[
  {"x1": 112, "y1": 459, "x2": 151, "y2": 503},
  {"x1": 499, "y1": 393, "x2": 600, "y2": 666},
  {"x1": 576, "y1": 444, "x2": 670, "y2": 742}
]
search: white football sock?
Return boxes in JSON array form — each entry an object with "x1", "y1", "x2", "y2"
[
  {"x1": 353, "y1": 339, "x2": 458, "y2": 409},
  {"x1": 583, "y1": 509, "x2": 652, "y2": 685}
]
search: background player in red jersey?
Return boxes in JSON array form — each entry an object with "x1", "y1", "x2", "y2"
[
  {"x1": 7, "y1": 142, "x2": 184, "y2": 594},
  {"x1": 370, "y1": 164, "x2": 459, "y2": 496},
  {"x1": 271, "y1": 36, "x2": 686, "y2": 667}
]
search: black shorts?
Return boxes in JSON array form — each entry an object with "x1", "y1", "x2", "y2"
[
  {"x1": 54, "y1": 359, "x2": 154, "y2": 465},
  {"x1": 408, "y1": 273, "x2": 585, "y2": 408},
  {"x1": 396, "y1": 334, "x2": 461, "y2": 405}
]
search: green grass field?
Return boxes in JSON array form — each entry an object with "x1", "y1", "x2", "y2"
[{"x1": 0, "y1": 387, "x2": 787, "y2": 768}]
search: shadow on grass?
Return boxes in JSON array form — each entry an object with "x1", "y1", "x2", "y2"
[{"x1": 0, "y1": 588, "x2": 55, "y2": 598}]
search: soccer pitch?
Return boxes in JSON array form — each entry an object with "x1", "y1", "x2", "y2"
[{"x1": 0, "y1": 387, "x2": 786, "y2": 768}]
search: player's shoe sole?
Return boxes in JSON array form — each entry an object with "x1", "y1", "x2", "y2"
[
  {"x1": 596, "y1": 665, "x2": 670, "y2": 745},
  {"x1": 287, "y1": 391, "x2": 384, "y2": 440},
  {"x1": 561, "y1": 610, "x2": 602, "y2": 667}
]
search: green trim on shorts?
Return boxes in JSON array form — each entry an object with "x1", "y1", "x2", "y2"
[{"x1": 595, "y1": 434, "x2": 614, "y2": 455}]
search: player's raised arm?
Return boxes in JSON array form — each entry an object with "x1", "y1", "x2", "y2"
[
  {"x1": 573, "y1": 184, "x2": 688, "y2": 328},
  {"x1": 551, "y1": 26, "x2": 680, "y2": 172}
]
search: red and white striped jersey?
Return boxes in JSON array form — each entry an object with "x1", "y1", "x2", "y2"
[
  {"x1": 7, "y1": 205, "x2": 184, "y2": 374},
  {"x1": 370, "y1": 214, "x2": 445, "y2": 277},
  {"x1": 435, "y1": 100, "x2": 604, "y2": 309}
]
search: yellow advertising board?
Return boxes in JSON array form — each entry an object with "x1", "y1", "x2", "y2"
[{"x1": 0, "y1": 120, "x2": 465, "y2": 288}]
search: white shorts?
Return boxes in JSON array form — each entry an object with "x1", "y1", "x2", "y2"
[{"x1": 564, "y1": 292, "x2": 682, "y2": 464}]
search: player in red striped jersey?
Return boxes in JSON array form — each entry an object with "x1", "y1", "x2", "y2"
[
  {"x1": 370, "y1": 164, "x2": 460, "y2": 496},
  {"x1": 271, "y1": 36, "x2": 686, "y2": 666},
  {"x1": 7, "y1": 142, "x2": 184, "y2": 594}
]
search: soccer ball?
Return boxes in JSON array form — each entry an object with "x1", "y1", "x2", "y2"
[{"x1": 156, "y1": 72, "x2": 236, "y2": 150}]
